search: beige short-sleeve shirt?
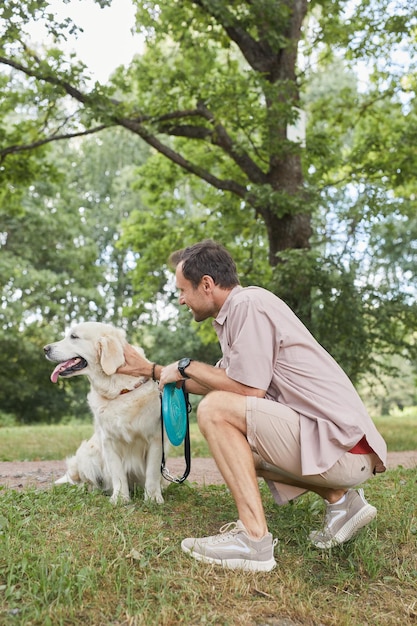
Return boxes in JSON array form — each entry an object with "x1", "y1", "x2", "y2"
[{"x1": 213, "y1": 286, "x2": 387, "y2": 476}]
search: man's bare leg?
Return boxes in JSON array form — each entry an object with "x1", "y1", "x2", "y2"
[
  {"x1": 197, "y1": 390, "x2": 349, "y2": 540},
  {"x1": 196, "y1": 391, "x2": 268, "y2": 539}
]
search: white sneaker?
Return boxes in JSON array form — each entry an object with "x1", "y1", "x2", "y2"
[
  {"x1": 309, "y1": 488, "x2": 377, "y2": 549},
  {"x1": 181, "y1": 520, "x2": 277, "y2": 571}
]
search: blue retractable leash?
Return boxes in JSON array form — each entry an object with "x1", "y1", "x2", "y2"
[{"x1": 160, "y1": 383, "x2": 191, "y2": 483}]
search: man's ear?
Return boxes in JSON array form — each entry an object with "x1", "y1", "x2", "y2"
[{"x1": 202, "y1": 274, "x2": 215, "y2": 292}]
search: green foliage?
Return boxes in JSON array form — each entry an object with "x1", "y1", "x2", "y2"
[
  {"x1": 120, "y1": 151, "x2": 270, "y2": 316},
  {"x1": 0, "y1": 0, "x2": 416, "y2": 421},
  {"x1": 0, "y1": 130, "x2": 151, "y2": 422},
  {"x1": 136, "y1": 306, "x2": 222, "y2": 368},
  {"x1": 361, "y1": 362, "x2": 417, "y2": 418},
  {"x1": 0, "y1": 412, "x2": 17, "y2": 428}
]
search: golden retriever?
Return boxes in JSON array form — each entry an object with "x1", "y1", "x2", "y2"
[{"x1": 44, "y1": 322, "x2": 168, "y2": 504}]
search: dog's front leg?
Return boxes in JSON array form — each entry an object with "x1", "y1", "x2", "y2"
[
  {"x1": 102, "y1": 440, "x2": 130, "y2": 505},
  {"x1": 144, "y1": 436, "x2": 166, "y2": 504}
]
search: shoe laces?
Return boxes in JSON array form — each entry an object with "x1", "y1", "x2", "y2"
[
  {"x1": 210, "y1": 521, "x2": 241, "y2": 543},
  {"x1": 212, "y1": 522, "x2": 277, "y2": 548}
]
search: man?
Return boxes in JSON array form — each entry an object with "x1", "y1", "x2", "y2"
[{"x1": 118, "y1": 239, "x2": 387, "y2": 572}]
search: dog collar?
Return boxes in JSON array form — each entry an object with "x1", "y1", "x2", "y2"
[{"x1": 119, "y1": 377, "x2": 150, "y2": 395}]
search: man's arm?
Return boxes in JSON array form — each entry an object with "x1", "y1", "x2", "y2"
[
  {"x1": 160, "y1": 360, "x2": 266, "y2": 398},
  {"x1": 117, "y1": 344, "x2": 265, "y2": 397}
]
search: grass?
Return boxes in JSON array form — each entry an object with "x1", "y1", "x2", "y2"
[
  {"x1": 0, "y1": 410, "x2": 416, "y2": 624},
  {"x1": 0, "y1": 424, "x2": 94, "y2": 462},
  {"x1": 373, "y1": 407, "x2": 417, "y2": 451},
  {"x1": 0, "y1": 472, "x2": 417, "y2": 625}
]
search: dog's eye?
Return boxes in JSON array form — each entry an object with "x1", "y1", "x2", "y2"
[{"x1": 70, "y1": 333, "x2": 79, "y2": 340}]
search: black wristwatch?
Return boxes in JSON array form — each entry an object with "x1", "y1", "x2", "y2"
[{"x1": 178, "y1": 357, "x2": 192, "y2": 379}]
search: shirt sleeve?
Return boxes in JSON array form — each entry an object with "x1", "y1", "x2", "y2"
[{"x1": 224, "y1": 298, "x2": 281, "y2": 390}]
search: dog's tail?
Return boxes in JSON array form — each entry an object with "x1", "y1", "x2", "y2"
[{"x1": 55, "y1": 472, "x2": 77, "y2": 485}]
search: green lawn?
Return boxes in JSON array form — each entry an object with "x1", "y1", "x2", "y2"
[
  {"x1": 373, "y1": 407, "x2": 417, "y2": 451},
  {"x1": 0, "y1": 470, "x2": 416, "y2": 624},
  {"x1": 0, "y1": 411, "x2": 416, "y2": 624}
]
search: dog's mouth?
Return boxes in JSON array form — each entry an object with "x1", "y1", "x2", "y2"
[{"x1": 50, "y1": 357, "x2": 88, "y2": 383}]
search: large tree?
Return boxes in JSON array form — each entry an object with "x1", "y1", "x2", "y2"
[
  {"x1": 2, "y1": 1, "x2": 416, "y2": 263},
  {"x1": 1, "y1": 0, "x2": 416, "y2": 399},
  {"x1": 0, "y1": 0, "x2": 314, "y2": 265}
]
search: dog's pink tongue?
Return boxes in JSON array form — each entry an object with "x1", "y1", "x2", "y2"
[{"x1": 50, "y1": 360, "x2": 73, "y2": 383}]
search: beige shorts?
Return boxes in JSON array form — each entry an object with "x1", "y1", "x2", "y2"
[{"x1": 246, "y1": 396, "x2": 377, "y2": 505}]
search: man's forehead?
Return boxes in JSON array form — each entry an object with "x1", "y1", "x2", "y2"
[{"x1": 175, "y1": 263, "x2": 186, "y2": 286}]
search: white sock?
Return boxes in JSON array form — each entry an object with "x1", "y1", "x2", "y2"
[{"x1": 326, "y1": 493, "x2": 347, "y2": 506}]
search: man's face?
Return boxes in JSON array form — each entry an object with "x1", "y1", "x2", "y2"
[{"x1": 175, "y1": 264, "x2": 214, "y2": 322}]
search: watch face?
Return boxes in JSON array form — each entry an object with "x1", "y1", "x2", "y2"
[{"x1": 178, "y1": 358, "x2": 191, "y2": 378}]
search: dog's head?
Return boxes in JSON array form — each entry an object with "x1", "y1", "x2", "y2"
[{"x1": 44, "y1": 322, "x2": 128, "y2": 383}]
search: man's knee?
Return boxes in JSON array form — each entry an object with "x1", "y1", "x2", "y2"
[
  {"x1": 196, "y1": 391, "x2": 225, "y2": 430},
  {"x1": 197, "y1": 391, "x2": 247, "y2": 434}
]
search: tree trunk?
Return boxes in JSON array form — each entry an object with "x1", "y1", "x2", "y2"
[
  {"x1": 264, "y1": 211, "x2": 312, "y2": 266},
  {"x1": 261, "y1": 145, "x2": 312, "y2": 265}
]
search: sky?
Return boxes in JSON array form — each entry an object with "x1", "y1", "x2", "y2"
[{"x1": 27, "y1": 0, "x2": 143, "y2": 83}]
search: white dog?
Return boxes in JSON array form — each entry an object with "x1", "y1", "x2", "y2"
[{"x1": 44, "y1": 322, "x2": 168, "y2": 504}]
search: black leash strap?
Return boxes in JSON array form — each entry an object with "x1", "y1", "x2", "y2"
[{"x1": 160, "y1": 387, "x2": 191, "y2": 484}]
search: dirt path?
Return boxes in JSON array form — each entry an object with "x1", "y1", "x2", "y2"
[{"x1": 0, "y1": 451, "x2": 416, "y2": 491}]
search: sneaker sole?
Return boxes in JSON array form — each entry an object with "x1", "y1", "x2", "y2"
[
  {"x1": 312, "y1": 504, "x2": 377, "y2": 549},
  {"x1": 181, "y1": 544, "x2": 277, "y2": 572}
]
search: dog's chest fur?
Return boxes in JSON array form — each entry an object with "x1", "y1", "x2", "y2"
[{"x1": 88, "y1": 381, "x2": 161, "y2": 443}]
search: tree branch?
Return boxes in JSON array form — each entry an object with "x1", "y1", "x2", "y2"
[
  {"x1": 191, "y1": 0, "x2": 307, "y2": 83},
  {"x1": 0, "y1": 56, "x2": 90, "y2": 104},
  {"x1": 195, "y1": 101, "x2": 267, "y2": 184},
  {"x1": 0, "y1": 54, "x2": 256, "y2": 198},
  {"x1": 117, "y1": 116, "x2": 248, "y2": 198},
  {"x1": 0, "y1": 126, "x2": 110, "y2": 160},
  {"x1": 150, "y1": 103, "x2": 268, "y2": 184},
  {"x1": 190, "y1": 0, "x2": 276, "y2": 75}
]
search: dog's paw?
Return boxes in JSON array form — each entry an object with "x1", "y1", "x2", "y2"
[
  {"x1": 144, "y1": 491, "x2": 164, "y2": 504},
  {"x1": 110, "y1": 492, "x2": 130, "y2": 505}
]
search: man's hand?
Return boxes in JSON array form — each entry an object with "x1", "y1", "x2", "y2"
[
  {"x1": 159, "y1": 362, "x2": 184, "y2": 390},
  {"x1": 117, "y1": 343, "x2": 153, "y2": 378}
]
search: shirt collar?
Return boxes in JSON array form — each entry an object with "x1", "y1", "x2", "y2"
[{"x1": 213, "y1": 285, "x2": 242, "y2": 326}]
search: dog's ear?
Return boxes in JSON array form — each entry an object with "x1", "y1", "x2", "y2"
[{"x1": 98, "y1": 334, "x2": 126, "y2": 375}]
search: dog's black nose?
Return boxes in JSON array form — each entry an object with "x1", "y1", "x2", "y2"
[{"x1": 44, "y1": 345, "x2": 50, "y2": 354}]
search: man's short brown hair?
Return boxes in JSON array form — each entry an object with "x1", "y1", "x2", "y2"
[{"x1": 169, "y1": 240, "x2": 239, "y2": 289}]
